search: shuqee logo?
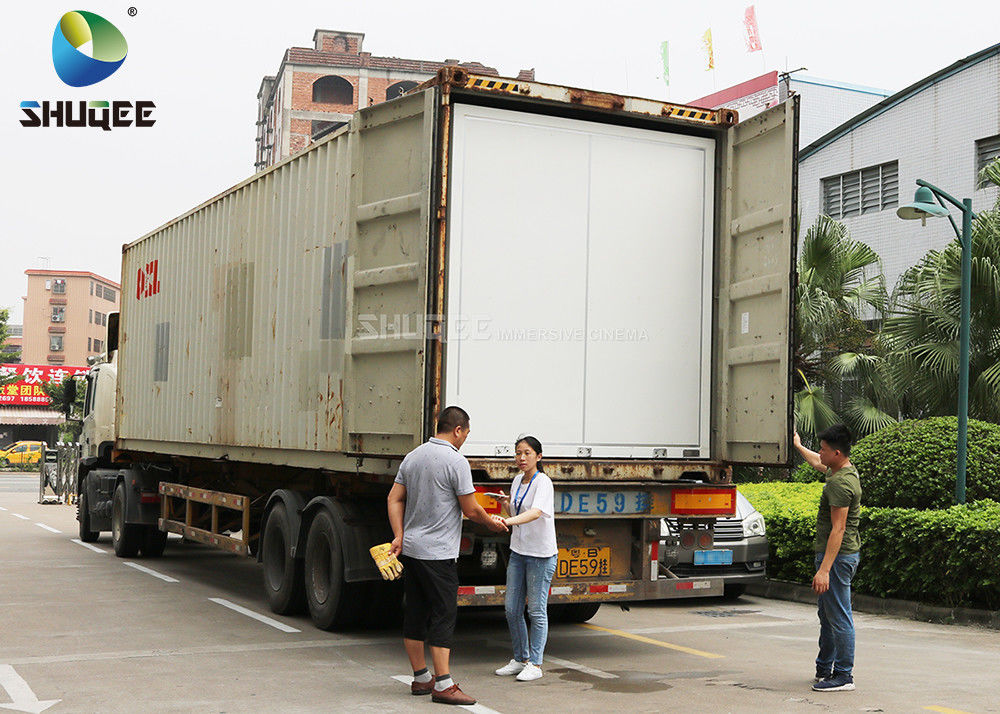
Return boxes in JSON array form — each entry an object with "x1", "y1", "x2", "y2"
[
  {"x1": 52, "y1": 11, "x2": 128, "y2": 87},
  {"x1": 20, "y1": 9, "x2": 155, "y2": 131}
]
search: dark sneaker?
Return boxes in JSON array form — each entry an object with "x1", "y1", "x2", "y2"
[
  {"x1": 432, "y1": 683, "x2": 477, "y2": 705},
  {"x1": 411, "y1": 678, "x2": 434, "y2": 695},
  {"x1": 813, "y1": 668, "x2": 832, "y2": 683},
  {"x1": 812, "y1": 672, "x2": 855, "y2": 692}
]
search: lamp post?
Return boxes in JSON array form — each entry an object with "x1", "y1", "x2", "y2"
[{"x1": 897, "y1": 180, "x2": 976, "y2": 504}]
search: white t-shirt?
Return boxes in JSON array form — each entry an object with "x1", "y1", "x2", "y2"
[{"x1": 509, "y1": 471, "x2": 558, "y2": 558}]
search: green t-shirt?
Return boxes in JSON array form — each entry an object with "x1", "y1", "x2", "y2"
[{"x1": 814, "y1": 463, "x2": 862, "y2": 554}]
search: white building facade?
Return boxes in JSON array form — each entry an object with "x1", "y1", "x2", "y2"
[{"x1": 799, "y1": 44, "x2": 1000, "y2": 291}]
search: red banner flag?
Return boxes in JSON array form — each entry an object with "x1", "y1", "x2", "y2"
[
  {"x1": 0, "y1": 364, "x2": 88, "y2": 406},
  {"x1": 744, "y1": 5, "x2": 763, "y2": 52}
]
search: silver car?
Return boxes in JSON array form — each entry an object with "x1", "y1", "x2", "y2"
[{"x1": 659, "y1": 490, "x2": 768, "y2": 599}]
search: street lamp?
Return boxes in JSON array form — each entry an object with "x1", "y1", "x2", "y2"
[{"x1": 897, "y1": 179, "x2": 977, "y2": 504}]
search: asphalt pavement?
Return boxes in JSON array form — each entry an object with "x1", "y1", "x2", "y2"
[{"x1": 1, "y1": 477, "x2": 998, "y2": 713}]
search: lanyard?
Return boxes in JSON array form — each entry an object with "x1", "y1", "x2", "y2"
[{"x1": 513, "y1": 471, "x2": 539, "y2": 515}]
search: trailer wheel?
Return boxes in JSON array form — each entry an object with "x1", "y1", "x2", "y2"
[
  {"x1": 261, "y1": 503, "x2": 306, "y2": 614},
  {"x1": 141, "y1": 526, "x2": 168, "y2": 558},
  {"x1": 304, "y1": 509, "x2": 363, "y2": 630},
  {"x1": 722, "y1": 584, "x2": 746, "y2": 600},
  {"x1": 78, "y1": 489, "x2": 99, "y2": 543},
  {"x1": 112, "y1": 483, "x2": 141, "y2": 557},
  {"x1": 548, "y1": 602, "x2": 601, "y2": 623}
]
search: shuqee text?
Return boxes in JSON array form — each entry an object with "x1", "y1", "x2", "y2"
[{"x1": 19, "y1": 100, "x2": 156, "y2": 130}]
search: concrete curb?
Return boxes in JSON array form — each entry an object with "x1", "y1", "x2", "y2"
[{"x1": 746, "y1": 579, "x2": 1000, "y2": 630}]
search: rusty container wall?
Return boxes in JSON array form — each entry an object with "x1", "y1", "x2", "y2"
[{"x1": 116, "y1": 90, "x2": 437, "y2": 473}]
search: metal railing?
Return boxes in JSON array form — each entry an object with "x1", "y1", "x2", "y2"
[{"x1": 39, "y1": 442, "x2": 79, "y2": 505}]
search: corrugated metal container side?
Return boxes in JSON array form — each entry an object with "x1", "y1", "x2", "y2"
[{"x1": 117, "y1": 90, "x2": 437, "y2": 472}]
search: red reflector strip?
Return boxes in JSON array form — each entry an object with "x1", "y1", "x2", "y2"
[
  {"x1": 140, "y1": 493, "x2": 160, "y2": 504},
  {"x1": 675, "y1": 582, "x2": 694, "y2": 590},
  {"x1": 457, "y1": 586, "x2": 496, "y2": 596},
  {"x1": 675, "y1": 580, "x2": 712, "y2": 591},
  {"x1": 649, "y1": 542, "x2": 659, "y2": 561},
  {"x1": 589, "y1": 584, "x2": 609, "y2": 593},
  {"x1": 588, "y1": 584, "x2": 628, "y2": 594}
]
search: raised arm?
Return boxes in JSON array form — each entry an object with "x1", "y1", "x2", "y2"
[{"x1": 793, "y1": 430, "x2": 825, "y2": 472}]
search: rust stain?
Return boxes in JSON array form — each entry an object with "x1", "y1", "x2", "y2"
[{"x1": 569, "y1": 89, "x2": 625, "y2": 111}]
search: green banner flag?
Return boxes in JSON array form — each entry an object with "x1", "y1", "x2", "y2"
[{"x1": 660, "y1": 40, "x2": 670, "y2": 87}]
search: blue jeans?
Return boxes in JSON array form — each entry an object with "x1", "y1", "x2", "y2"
[
  {"x1": 505, "y1": 552, "x2": 557, "y2": 666},
  {"x1": 815, "y1": 551, "x2": 860, "y2": 676}
]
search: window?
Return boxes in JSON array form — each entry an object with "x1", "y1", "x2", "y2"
[
  {"x1": 88, "y1": 337, "x2": 92, "y2": 351},
  {"x1": 89, "y1": 309, "x2": 93, "y2": 323},
  {"x1": 94, "y1": 311, "x2": 106, "y2": 326},
  {"x1": 976, "y1": 134, "x2": 1000, "y2": 187},
  {"x1": 93, "y1": 339, "x2": 103, "y2": 353},
  {"x1": 90, "y1": 281, "x2": 94, "y2": 295},
  {"x1": 386, "y1": 81, "x2": 419, "y2": 101},
  {"x1": 50, "y1": 335, "x2": 63, "y2": 352},
  {"x1": 822, "y1": 161, "x2": 898, "y2": 218},
  {"x1": 311, "y1": 75, "x2": 353, "y2": 105},
  {"x1": 51, "y1": 306, "x2": 65, "y2": 322},
  {"x1": 103, "y1": 285, "x2": 116, "y2": 303},
  {"x1": 52, "y1": 278, "x2": 66, "y2": 294}
]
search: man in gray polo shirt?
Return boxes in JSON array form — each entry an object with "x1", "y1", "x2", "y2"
[{"x1": 387, "y1": 405, "x2": 507, "y2": 706}]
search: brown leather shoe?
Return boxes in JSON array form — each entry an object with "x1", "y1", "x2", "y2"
[
  {"x1": 411, "y1": 678, "x2": 434, "y2": 696},
  {"x1": 431, "y1": 683, "x2": 476, "y2": 705}
]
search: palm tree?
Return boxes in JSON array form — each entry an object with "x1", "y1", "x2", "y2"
[
  {"x1": 882, "y1": 159, "x2": 1000, "y2": 422},
  {"x1": 794, "y1": 215, "x2": 896, "y2": 437}
]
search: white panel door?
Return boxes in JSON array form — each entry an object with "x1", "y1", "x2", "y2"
[
  {"x1": 445, "y1": 105, "x2": 714, "y2": 458},
  {"x1": 445, "y1": 105, "x2": 590, "y2": 456},
  {"x1": 584, "y1": 132, "x2": 714, "y2": 454}
]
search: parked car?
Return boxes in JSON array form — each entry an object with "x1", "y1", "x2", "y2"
[
  {"x1": 660, "y1": 490, "x2": 768, "y2": 599},
  {"x1": 0, "y1": 441, "x2": 45, "y2": 467}
]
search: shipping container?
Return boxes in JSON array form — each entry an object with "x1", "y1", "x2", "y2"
[{"x1": 79, "y1": 69, "x2": 798, "y2": 628}]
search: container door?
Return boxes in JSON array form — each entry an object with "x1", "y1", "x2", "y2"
[
  {"x1": 714, "y1": 97, "x2": 798, "y2": 464},
  {"x1": 342, "y1": 90, "x2": 437, "y2": 456}
]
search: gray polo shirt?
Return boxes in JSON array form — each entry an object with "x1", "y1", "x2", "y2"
[{"x1": 394, "y1": 437, "x2": 475, "y2": 560}]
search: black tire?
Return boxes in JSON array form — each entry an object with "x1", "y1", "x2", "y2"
[
  {"x1": 722, "y1": 584, "x2": 747, "y2": 601},
  {"x1": 77, "y1": 489, "x2": 99, "y2": 543},
  {"x1": 0, "y1": 458, "x2": 8, "y2": 468},
  {"x1": 140, "y1": 526, "x2": 168, "y2": 558},
  {"x1": 548, "y1": 602, "x2": 601, "y2": 623},
  {"x1": 304, "y1": 509, "x2": 364, "y2": 630},
  {"x1": 112, "y1": 483, "x2": 141, "y2": 557},
  {"x1": 261, "y1": 503, "x2": 306, "y2": 615}
]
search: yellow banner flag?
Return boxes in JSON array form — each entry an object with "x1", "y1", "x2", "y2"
[{"x1": 702, "y1": 28, "x2": 715, "y2": 70}]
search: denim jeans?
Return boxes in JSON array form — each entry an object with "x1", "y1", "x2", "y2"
[
  {"x1": 505, "y1": 552, "x2": 557, "y2": 665},
  {"x1": 815, "y1": 551, "x2": 860, "y2": 676}
]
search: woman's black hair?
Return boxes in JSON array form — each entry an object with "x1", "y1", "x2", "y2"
[{"x1": 514, "y1": 435, "x2": 543, "y2": 463}]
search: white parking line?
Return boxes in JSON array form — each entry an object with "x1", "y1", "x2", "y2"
[
  {"x1": 124, "y1": 562, "x2": 179, "y2": 583},
  {"x1": 0, "y1": 505, "x2": 7, "y2": 510},
  {"x1": 35, "y1": 523, "x2": 61, "y2": 534},
  {"x1": 208, "y1": 598, "x2": 301, "y2": 633},
  {"x1": 71, "y1": 539, "x2": 106, "y2": 554},
  {"x1": 11, "y1": 513, "x2": 29, "y2": 520},
  {"x1": 544, "y1": 655, "x2": 618, "y2": 679},
  {"x1": 391, "y1": 675, "x2": 503, "y2": 714}
]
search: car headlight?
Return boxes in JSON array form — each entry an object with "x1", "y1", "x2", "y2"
[{"x1": 742, "y1": 511, "x2": 766, "y2": 538}]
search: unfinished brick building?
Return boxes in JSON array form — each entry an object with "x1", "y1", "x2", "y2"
[{"x1": 255, "y1": 29, "x2": 535, "y2": 170}]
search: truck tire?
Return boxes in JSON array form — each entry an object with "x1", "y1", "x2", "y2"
[
  {"x1": 548, "y1": 602, "x2": 601, "y2": 623},
  {"x1": 112, "y1": 483, "x2": 141, "y2": 557},
  {"x1": 304, "y1": 509, "x2": 363, "y2": 630},
  {"x1": 77, "y1": 489, "x2": 99, "y2": 543},
  {"x1": 141, "y1": 526, "x2": 168, "y2": 558},
  {"x1": 722, "y1": 584, "x2": 747, "y2": 600},
  {"x1": 262, "y1": 503, "x2": 306, "y2": 615}
]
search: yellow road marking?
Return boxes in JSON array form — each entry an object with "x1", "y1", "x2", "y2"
[
  {"x1": 924, "y1": 707, "x2": 977, "y2": 714},
  {"x1": 579, "y1": 623, "x2": 724, "y2": 659}
]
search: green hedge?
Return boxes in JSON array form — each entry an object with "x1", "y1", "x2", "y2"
[
  {"x1": 850, "y1": 417, "x2": 1000, "y2": 509},
  {"x1": 738, "y1": 483, "x2": 1000, "y2": 609}
]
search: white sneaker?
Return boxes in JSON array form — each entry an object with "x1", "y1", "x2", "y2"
[
  {"x1": 515, "y1": 663, "x2": 543, "y2": 681},
  {"x1": 495, "y1": 659, "x2": 526, "y2": 676}
]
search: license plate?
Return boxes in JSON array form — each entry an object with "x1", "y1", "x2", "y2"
[
  {"x1": 693, "y1": 549, "x2": 733, "y2": 565},
  {"x1": 557, "y1": 490, "x2": 651, "y2": 515},
  {"x1": 557, "y1": 547, "x2": 611, "y2": 578}
]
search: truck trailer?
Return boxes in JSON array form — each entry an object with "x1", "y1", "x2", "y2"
[{"x1": 76, "y1": 68, "x2": 798, "y2": 629}]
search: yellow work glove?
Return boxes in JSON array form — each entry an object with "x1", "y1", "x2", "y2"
[{"x1": 369, "y1": 543, "x2": 404, "y2": 580}]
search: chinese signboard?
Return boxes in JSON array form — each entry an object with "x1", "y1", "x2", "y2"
[{"x1": 0, "y1": 363, "x2": 88, "y2": 406}]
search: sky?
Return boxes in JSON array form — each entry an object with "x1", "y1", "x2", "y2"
[{"x1": 3, "y1": 0, "x2": 1000, "y2": 324}]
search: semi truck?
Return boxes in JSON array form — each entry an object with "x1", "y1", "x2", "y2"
[{"x1": 76, "y1": 68, "x2": 798, "y2": 629}]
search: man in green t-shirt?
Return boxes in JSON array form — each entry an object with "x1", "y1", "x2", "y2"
[{"x1": 793, "y1": 424, "x2": 862, "y2": 693}]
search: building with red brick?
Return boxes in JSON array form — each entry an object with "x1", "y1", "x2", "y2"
[{"x1": 255, "y1": 29, "x2": 534, "y2": 170}]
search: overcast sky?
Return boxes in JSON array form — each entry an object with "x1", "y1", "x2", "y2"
[{"x1": 3, "y1": 0, "x2": 999, "y2": 324}]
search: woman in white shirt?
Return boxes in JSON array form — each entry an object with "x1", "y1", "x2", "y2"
[{"x1": 494, "y1": 435, "x2": 558, "y2": 682}]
